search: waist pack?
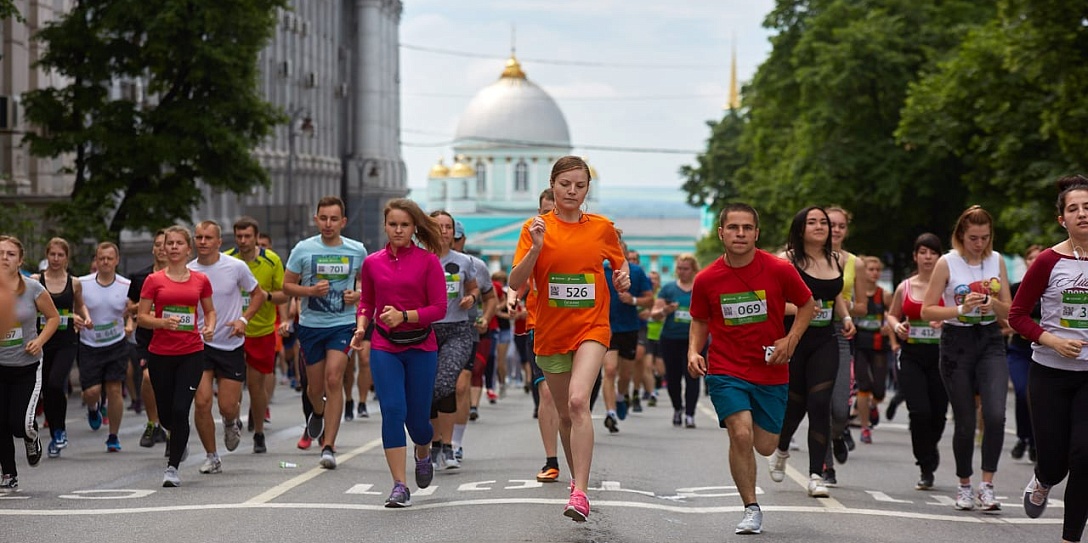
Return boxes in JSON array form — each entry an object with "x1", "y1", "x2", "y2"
[{"x1": 376, "y1": 325, "x2": 432, "y2": 346}]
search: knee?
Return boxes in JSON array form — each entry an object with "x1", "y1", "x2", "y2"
[
  {"x1": 568, "y1": 393, "x2": 589, "y2": 418},
  {"x1": 729, "y1": 425, "x2": 755, "y2": 450},
  {"x1": 455, "y1": 377, "x2": 470, "y2": 396},
  {"x1": 193, "y1": 394, "x2": 212, "y2": 413}
]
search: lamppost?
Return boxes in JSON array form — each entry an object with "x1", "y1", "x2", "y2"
[{"x1": 285, "y1": 107, "x2": 314, "y2": 248}]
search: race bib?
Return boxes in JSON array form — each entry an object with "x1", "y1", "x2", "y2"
[
  {"x1": 673, "y1": 306, "x2": 692, "y2": 324},
  {"x1": 811, "y1": 300, "x2": 833, "y2": 327},
  {"x1": 1060, "y1": 291, "x2": 1088, "y2": 329},
  {"x1": 720, "y1": 291, "x2": 767, "y2": 326},
  {"x1": 40, "y1": 309, "x2": 72, "y2": 331},
  {"x1": 1, "y1": 324, "x2": 23, "y2": 347},
  {"x1": 241, "y1": 289, "x2": 251, "y2": 312},
  {"x1": 906, "y1": 320, "x2": 941, "y2": 344},
  {"x1": 547, "y1": 274, "x2": 596, "y2": 308},
  {"x1": 91, "y1": 320, "x2": 122, "y2": 343},
  {"x1": 446, "y1": 273, "x2": 461, "y2": 300},
  {"x1": 856, "y1": 317, "x2": 882, "y2": 331},
  {"x1": 315, "y1": 256, "x2": 351, "y2": 281},
  {"x1": 163, "y1": 305, "x2": 196, "y2": 332}
]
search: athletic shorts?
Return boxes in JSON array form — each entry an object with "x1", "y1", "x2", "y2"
[
  {"x1": 244, "y1": 333, "x2": 277, "y2": 375},
  {"x1": 496, "y1": 327, "x2": 513, "y2": 344},
  {"x1": 608, "y1": 330, "x2": 639, "y2": 360},
  {"x1": 298, "y1": 324, "x2": 354, "y2": 367},
  {"x1": 536, "y1": 339, "x2": 607, "y2": 374},
  {"x1": 637, "y1": 327, "x2": 649, "y2": 347},
  {"x1": 706, "y1": 374, "x2": 788, "y2": 434},
  {"x1": 204, "y1": 345, "x2": 246, "y2": 382},
  {"x1": 77, "y1": 341, "x2": 130, "y2": 389},
  {"x1": 282, "y1": 324, "x2": 299, "y2": 349},
  {"x1": 646, "y1": 338, "x2": 660, "y2": 359}
]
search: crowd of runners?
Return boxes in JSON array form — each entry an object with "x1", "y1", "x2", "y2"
[{"x1": 0, "y1": 159, "x2": 1085, "y2": 542}]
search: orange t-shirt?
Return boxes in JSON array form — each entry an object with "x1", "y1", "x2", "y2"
[{"x1": 513, "y1": 212, "x2": 625, "y2": 356}]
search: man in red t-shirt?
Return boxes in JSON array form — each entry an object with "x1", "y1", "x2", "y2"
[{"x1": 687, "y1": 203, "x2": 815, "y2": 535}]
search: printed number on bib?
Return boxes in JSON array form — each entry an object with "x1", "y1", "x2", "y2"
[
  {"x1": 39, "y1": 309, "x2": 72, "y2": 330},
  {"x1": 241, "y1": 289, "x2": 251, "y2": 312},
  {"x1": 673, "y1": 306, "x2": 692, "y2": 324},
  {"x1": 1060, "y1": 291, "x2": 1088, "y2": 329},
  {"x1": 906, "y1": 320, "x2": 940, "y2": 344},
  {"x1": 163, "y1": 306, "x2": 196, "y2": 332},
  {"x1": 547, "y1": 274, "x2": 595, "y2": 308},
  {"x1": 1, "y1": 324, "x2": 23, "y2": 347},
  {"x1": 446, "y1": 273, "x2": 461, "y2": 300},
  {"x1": 720, "y1": 291, "x2": 767, "y2": 326},
  {"x1": 811, "y1": 300, "x2": 833, "y2": 327},
  {"x1": 92, "y1": 321, "x2": 122, "y2": 343},
  {"x1": 856, "y1": 317, "x2": 882, "y2": 331},
  {"x1": 315, "y1": 256, "x2": 351, "y2": 281}
]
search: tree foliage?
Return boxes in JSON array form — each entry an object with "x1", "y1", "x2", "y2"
[
  {"x1": 22, "y1": 0, "x2": 287, "y2": 241},
  {"x1": 1, "y1": 0, "x2": 21, "y2": 21},
  {"x1": 683, "y1": 0, "x2": 1087, "y2": 275}
]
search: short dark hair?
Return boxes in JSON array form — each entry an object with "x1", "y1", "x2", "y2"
[
  {"x1": 718, "y1": 203, "x2": 760, "y2": 230},
  {"x1": 316, "y1": 196, "x2": 346, "y2": 216},
  {"x1": 233, "y1": 216, "x2": 260, "y2": 235}
]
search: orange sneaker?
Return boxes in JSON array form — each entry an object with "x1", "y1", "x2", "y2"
[{"x1": 536, "y1": 465, "x2": 560, "y2": 483}]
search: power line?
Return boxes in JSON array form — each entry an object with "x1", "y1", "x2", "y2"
[
  {"x1": 400, "y1": 133, "x2": 699, "y2": 154},
  {"x1": 405, "y1": 91, "x2": 721, "y2": 102},
  {"x1": 401, "y1": 43, "x2": 718, "y2": 71}
]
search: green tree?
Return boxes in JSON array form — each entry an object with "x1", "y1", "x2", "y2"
[
  {"x1": 21, "y1": 0, "x2": 287, "y2": 242},
  {"x1": 1, "y1": 1, "x2": 21, "y2": 21}
]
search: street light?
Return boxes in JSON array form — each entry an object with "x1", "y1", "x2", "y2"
[{"x1": 285, "y1": 106, "x2": 314, "y2": 248}]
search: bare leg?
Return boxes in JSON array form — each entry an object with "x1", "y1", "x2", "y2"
[{"x1": 194, "y1": 371, "x2": 218, "y2": 454}]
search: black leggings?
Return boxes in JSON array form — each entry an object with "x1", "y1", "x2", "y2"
[
  {"x1": 42, "y1": 344, "x2": 76, "y2": 434},
  {"x1": 1029, "y1": 362, "x2": 1088, "y2": 542},
  {"x1": 898, "y1": 344, "x2": 948, "y2": 475},
  {"x1": 661, "y1": 337, "x2": 699, "y2": 416},
  {"x1": 854, "y1": 348, "x2": 888, "y2": 400},
  {"x1": 939, "y1": 325, "x2": 1007, "y2": 478},
  {"x1": 0, "y1": 363, "x2": 41, "y2": 477},
  {"x1": 148, "y1": 352, "x2": 203, "y2": 468},
  {"x1": 778, "y1": 332, "x2": 840, "y2": 475}
]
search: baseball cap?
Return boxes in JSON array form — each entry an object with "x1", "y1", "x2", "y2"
[{"x1": 454, "y1": 220, "x2": 465, "y2": 240}]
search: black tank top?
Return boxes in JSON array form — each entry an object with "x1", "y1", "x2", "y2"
[
  {"x1": 785, "y1": 258, "x2": 844, "y2": 341},
  {"x1": 40, "y1": 273, "x2": 77, "y2": 347}
]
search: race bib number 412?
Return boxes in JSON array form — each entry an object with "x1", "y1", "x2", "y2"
[{"x1": 720, "y1": 291, "x2": 767, "y2": 326}]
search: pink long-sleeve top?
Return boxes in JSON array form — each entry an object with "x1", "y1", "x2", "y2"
[{"x1": 358, "y1": 243, "x2": 447, "y2": 353}]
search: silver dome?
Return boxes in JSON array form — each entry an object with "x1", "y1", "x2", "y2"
[{"x1": 454, "y1": 74, "x2": 571, "y2": 150}]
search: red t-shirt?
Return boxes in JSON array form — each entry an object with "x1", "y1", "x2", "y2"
[
  {"x1": 140, "y1": 270, "x2": 213, "y2": 356},
  {"x1": 690, "y1": 250, "x2": 812, "y2": 385}
]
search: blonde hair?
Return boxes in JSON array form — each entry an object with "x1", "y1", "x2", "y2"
[
  {"x1": 862, "y1": 255, "x2": 883, "y2": 270},
  {"x1": 0, "y1": 235, "x2": 26, "y2": 295},
  {"x1": 675, "y1": 253, "x2": 700, "y2": 273},
  {"x1": 45, "y1": 237, "x2": 70, "y2": 259},
  {"x1": 163, "y1": 225, "x2": 193, "y2": 248},
  {"x1": 950, "y1": 205, "x2": 994, "y2": 258}
]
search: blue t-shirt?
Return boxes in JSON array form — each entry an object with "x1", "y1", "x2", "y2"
[
  {"x1": 286, "y1": 235, "x2": 367, "y2": 328},
  {"x1": 606, "y1": 263, "x2": 652, "y2": 333},
  {"x1": 657, "y1": 281, "x2": 694, "y2": 340}
]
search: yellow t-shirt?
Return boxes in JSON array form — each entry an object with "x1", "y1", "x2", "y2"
[{"x1": 225, "y1": 248, "x2": 284, "y2": 337}]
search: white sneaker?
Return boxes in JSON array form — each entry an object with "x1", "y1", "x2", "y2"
[
  {"x1": 162, "y1": 466, "x2": 181, "y2": 487},
  {"x1": 224, "y1": 418, "x2": 242, "y2": 452},
  {"x1": 808, "y1": 473, "x2": 829, "y2": 497},
  {"x1": 954, "y1": 484, "x2": 974, "y2": 510},
  {"x1": 976, "y1": 482, "x2": 1000, "y2": 511},
  {"x1": 1023, "y1": 475, "x2": 1051, "y2": 518},
  {"x1": 768, "y1": 449, "x2": 789, "y2": 483},
  {"x1": 199, "y1": 454, "x2": 222, "y2": 474},
  {"x1": 735, "y1": 505, "x2": 763, "y2": 534},
  {"x1": 319, "y1": 447, "x2": 337, "y2": 469}
]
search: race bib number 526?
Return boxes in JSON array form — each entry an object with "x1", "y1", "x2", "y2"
[
  {"x1": 548, "y1": 274, "x2": 596, "y2": 308},
  {"x1": 720, "y1": 291, "x2": 767, "y2": 326}
]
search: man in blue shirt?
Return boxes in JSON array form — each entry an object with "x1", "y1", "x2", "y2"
[{"x1": 601, "y1": 241, "x2": 654, "y2": 433}]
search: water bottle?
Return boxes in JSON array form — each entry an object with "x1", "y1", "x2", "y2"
[{"x1": 280, "y1": 461, "x2": 298, "y2": 468}]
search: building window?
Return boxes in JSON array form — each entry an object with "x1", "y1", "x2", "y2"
[
  {"x1": 476, "y1": 159, "x2": 486, "y2": 195},
  {"x1": 515, "y1": 159, "x2": 529, "y2": 192}
]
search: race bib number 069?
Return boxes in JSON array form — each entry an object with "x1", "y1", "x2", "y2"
[{"x1": 720, "y1": 291, "x2": 767, "y2": 326}]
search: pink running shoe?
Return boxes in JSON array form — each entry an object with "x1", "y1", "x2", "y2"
[{"x1": 564, "y1": 488, "x2": 590, "y2": 522}]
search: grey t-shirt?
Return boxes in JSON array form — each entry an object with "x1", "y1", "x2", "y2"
[
  {"x1": 437, "y1": 250, "x2": 477, "y2": 324},
  {"x1": 0, "y1": 279, "x2": 45, "y2": 367},
  {"x1": 466, "y1": 254, "x2": 494, "y2": 322}
]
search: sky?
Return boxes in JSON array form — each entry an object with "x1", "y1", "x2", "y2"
[{"x1": 399, "y1": 0, "x2": 777, "y2": 192}]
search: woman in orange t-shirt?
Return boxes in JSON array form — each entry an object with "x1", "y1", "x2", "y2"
[{"x1": 510, "y1": 156, "x2": 629, "y2": 523}]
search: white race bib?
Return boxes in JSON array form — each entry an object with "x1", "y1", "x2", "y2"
[
  {"x1": 547, "y1": 274, "x2": 596, "y2": 308},
  {"x1": 163, "y1": 306, "x2": 197, "y2": 332}
]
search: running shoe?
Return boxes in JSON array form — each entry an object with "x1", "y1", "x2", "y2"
[
  {"x1": 604, "y1": 413, "x2": 619, "y2": 434},
  {"x1": 885, "y1": 394, "x2": 902, "y2": 421},
  {"x1": 25, "y1": 436, "x2": 42, "y2": 466},
  {"x1": 564, "y1": 488, "x2": 590, "y2": 522},
  {"x1": 487, "y1": 389, "x2": 498, "y2": 404},
  {"x1": 264, "y1": 408, "x2": 271, "y2": 423},
  {"x1": 0, "y1": 474, "x2": 16, "y2": 489},
  {"x1": 1010, "y1": 439, "x2": 1027, "y2": 460},
  {"x1": 344, "y1": 400, "x2": 355, "y2": 422},
  {"x1": 106, "y1": 434, "x2": 122, "y2": 453},
  {"x1": 319, "y1": 446, "x2": 337, "y2": 469},
  {"x1": 53, "y1": 429, "x2": 68, "y2": 450},
  {"x1": 977, "y1": 482, "x2": 1000, "y2": 511},
  {"x1": 768, "y1": 449, "x2": 788, "y2": 483},
  {"x1": 860, "y1": 427, "x2": 872, "y2": 444},
  {"x1": 672, "y1": 410, "x2": 682, "y2": 427},
  {"x1": 224, "y1": 418, "x2": 243, "y2": 452},
  {"x1": 735, "y1": 504, "x2": 763, "y2": 535},
  {"x1": 869, "y1": 405, "x2": 880, "y2": 427},
  {"x1": 385, "y1": 482, "x2": 411, "y2": 508},
  {"x1": 916, "y1": 472, "x2": 935, "y2": 490},
  {"x1": 415, "y1": 455, "x2": 434, "y2": 489},
  {"x1": 153, "y1": 424, "x2": 168, "y2": 444},
  {"x1": 99, "y1": 402, "x2": 109, "y2": 428},
  {"x1": 357, "y1": 402, "x2": 369, "y2": 418},
  {"x1": 842, "y1": 428, "x2": 856, "y2": 451},
  {"x1": 47, "y1": 438, "x2": 61, "y2": 459},
  {"x1": 1028, "y1": 444, "x2": 1038, "y2": 463},
  {"x1": 684, "y1": 415, "x2": 696, "y2": 429},
  {"x1": 199, "y1": 454, "x2": 222, "y2": 474},
  {"x1": 537, "y1": 465, "x2": 560, "y2": 483},
  {"x1": 469, "y1": 407, "x2": 479, "y2": 421},
  {"x1": 1023, "y1": 475, "x2": 1051, "y2": 518},
  {"x1": 833, "y1": 434, "x2": 849, "y2": 464},
  {"x1": 139, "y1": 422, "x2": 156, "y2": 448},
  {"x1": 807, "y1": 473, "x2": 829, "y2": 498},
  {"x1": 442, "y1": 446, "x2": 460, "y2": 469},
  {"x1": 247, "y1": 411, "x2": 254, "y2": 432},
  {"x1": 631, "y1": 395, "x2": 643, "y2": 413},
  {"x1": 431, "y1": 444, "x2": 442, "y2": 470},
  {"x1": 297, "y1": 430, "x2": 312, "y2": 450},
  {"x1": 253, "y1": 432, "x2": 267, "y2": 454},
  {"x1": 455, "y1": 447, "x2": 464, "y2": 461},
  {"x1": 954, "y1": 484, "x2": 975, "y2": 510},
  {"x1": 162, "y1": 466, "x2": 181, "y2": 487},
  {"x1": 616, "y1": 399, "x2": 628, "y2": 421},
  {"x1": 647, "y1": 393, "x2": 657, "y2": 407},
  {"x1": 822, "y1": 467, "x2": 837, "y2": 487},
  {"x1": 306, "y1": 412, "x2": 325, "y2": 440},
  {"x1": 87, "y1": 404, "x2": 103, "y2": 431}
]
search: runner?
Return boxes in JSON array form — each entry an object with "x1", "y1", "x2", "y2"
[
  {"x1": 687, "y1": 204, "x2": 814, "y2": 534},
  {"x1": 0, "y1": 236, "x2": 58, "y2": 488},
  {"x1": 78, "y1": 242, "x2": 133, "y2": 452},
  {"x1": 352, "y1": 198, "x2": 446, "y2": 507},
  {"x1": 225, "y1": 216, "x2": 288, "y2": 453},
  {"x1": 138, "y1": 226, "x2": 215, "y2": 487},
  {"x1": 769, "y1": 206, "x2": 856, "y2": 499},
  {"x1": 128, "y1": 230, "x2": 170, "y2": 449},
  {"x1": 283, "y1": 196, "x2": 366, "y2": 469},
  {"x1": 921, "y1": 205, "x2": 1011, "y2": 511},
  {"x1": 189, "y1": 221, "x2": 265, "y2": 473},
  {"x1": 601, "y1": 241, "x2": 653, "y2": 433},
  {"x1": 509, "y1": 155, "x2": 630, "y2": 522},
  {"x1": 651, "y1": 253, "x2": 699, "y2": 427},
  {"x1": 37, "y1": 238, "x2": 89, "y2": 458},
  {"x1": 885, "y1": 233, "x2": 948, "y2": 490},
  {"x1": 452, "y1": 222, "x2": 496, "y2": 453},
  {"x1": 853, "y1": 256, "x2": 896, "y2": 444},
  {"x1": 1009, "y1": 175, "x2": 1088, "y2": 542}
]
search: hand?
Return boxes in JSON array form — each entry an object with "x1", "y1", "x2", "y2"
[
  {"x1": 343, "y1": 289, "x2": 361, "y2": 306},
  {"x1": 201, "y1": 324, "x2": 215, "y2": 342},
  {"x1": 894, "y1": 321, "x2": 909, "y2": 341},
  {"x1": 687, "y1": 351, "x2": 707, "y2": 377},
  {"x1": 24, "y1": 338, "x2": 43, "y2": 358},
  {"x1": 73, "y1": 315, "x2": 87, "y2": 330},
  {"x1": 612, "y1": 270, "x2": 631, "y2": 293},
  {"x1": 841, "y1": 319, "x2": 857, "y2": 339},
  {"x1": 378, "y1": 305, "x2": 400, "y2": 328},
  {"x1": 1049, "y1": 336, "x2": 1088, "y2": 359},
  {"x1": 124, "y1": 319, "x2": 135, "y2": 335},
  {"x1": 768, "y1": 336, "x2": 794, "y2": 365},
  {"x1": 667, "y1": 302, "x2": 679, "y2": 315},
  {"x1": 277, "y1": 320, "x2": 293, "y2": 337},
  {"x1": 81, "y1": 317, "x2": 93, "y2": 331},
  {"x1": 311, "y1": 280, "x2": 330, "y2": 297},
  {"x1": 528, "y1": 217, "x2": 545, "y2": 249},
  {"x1": 162, "y1": 316, "x2": 181, "y2": 331},
  {"x1": 458, "y1": 295, "x2": 475, "y2": 310},
  {"x1": 349, "y1": 328, "x2": 368, "y2": 351},
  {"x1": 474, "y1": 318, "x2": 488, "y2": 334},
  {"x1": 228, "y1": 319, "x2": 247, "y2": 338}
]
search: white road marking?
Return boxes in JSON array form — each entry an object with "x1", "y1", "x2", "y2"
[
  {"x1": 593, "y1": 480, "x2": 654, "y2": 497},
  {"x1": 413, "y1": 485, "x2": 438, "y2": 497},
  {"x1": 59, "y1": 490, "x2": 156, "y2": 500},
  {"x1": 345, "y1": 484, "x2": 381, "y2": 495},
  {"x1": 244, "y1": 438, "x2": 382, "y2": 504},
  {"x1": 458, "y1": 481, "x2": 497, "y2": 491},
  {"x1": 866, "y1": 491, "x2": 912, "y2": 504},
  {"x1": 504, "y1": 480, "x2": 543, "y2": 490}
]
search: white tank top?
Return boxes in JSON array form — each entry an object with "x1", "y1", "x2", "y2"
[
  {"x1": 79, "y1": 273, "x2": 131, "y2": 347},
  {"x1": 942, "y1": 251, "x2": 1002, "y2": 327}
]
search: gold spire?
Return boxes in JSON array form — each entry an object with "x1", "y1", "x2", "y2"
[
  {"x1": 501, "y1": 23, "x2": 526, "y2": 79},
  {"x1": 725, "y1": 38, "x2": 740, "y2": 110}
]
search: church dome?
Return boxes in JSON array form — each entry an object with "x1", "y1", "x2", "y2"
[
  {"x1": 454, "y1": 56, "x2": 571, "y2": 150},
  {"x1": 449, "y1": 156, "x2": 476, "y2": 178},
  {"x1": 428, "y1": 158, "x2": 450, "y2": 178}
]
